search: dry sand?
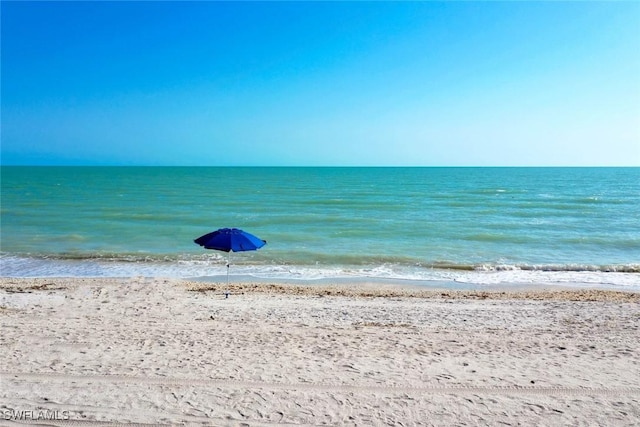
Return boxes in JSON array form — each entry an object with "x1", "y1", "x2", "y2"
[{"x1": 0, "y1": 277, "x2": 639, "y2": 426}]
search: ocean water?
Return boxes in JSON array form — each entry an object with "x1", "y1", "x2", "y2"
[{"x1": 1, "y1": 167, "x2": 639, "y2": 289}]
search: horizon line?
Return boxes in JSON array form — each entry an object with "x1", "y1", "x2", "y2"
[{"x1": 2, "y1": 164, "x2": 639, "y2": 168}]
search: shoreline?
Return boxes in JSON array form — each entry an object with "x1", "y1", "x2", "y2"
[
  {"x1": 2, "y1": 276, "x2": 639, "y2": 302},
  {"x1": 3, "y1": 253, "x2": 639, "y2": 291},
  {"x1": 1, "y1": 276, "x2": 639, "y2": 425},
  {"x1": 188, "y1": 272, "x2": 640, "y2": 294}
]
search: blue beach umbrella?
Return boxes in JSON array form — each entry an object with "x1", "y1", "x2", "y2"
[{"x1": 194, "y1": 228, "x2": 266, "y2": 288}]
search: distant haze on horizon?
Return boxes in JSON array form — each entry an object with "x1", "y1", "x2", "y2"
[{"x1": 1, "y1": 1, "x2": 639, "y2": 167}]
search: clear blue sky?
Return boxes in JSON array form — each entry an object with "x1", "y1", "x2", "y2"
[{"x1": 2, "y1": 1, "x2": 639, "y2": 166}]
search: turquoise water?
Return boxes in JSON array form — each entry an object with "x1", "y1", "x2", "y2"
[{"x1": 1, "y1": 167, "x2": 639, "y2": 288}]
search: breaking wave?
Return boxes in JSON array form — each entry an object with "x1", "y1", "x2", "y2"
[{"x1": 1, "y1": 252, "x2": 638, "y2": 290}]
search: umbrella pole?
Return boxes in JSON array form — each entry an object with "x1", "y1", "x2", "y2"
[{"x1": 226, "y1": 251, "x2": 231, "y2": 298}]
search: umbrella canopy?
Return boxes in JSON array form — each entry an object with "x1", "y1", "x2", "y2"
[{"x1": 194, "y1": 228, "x2": 266, "y2": 252}]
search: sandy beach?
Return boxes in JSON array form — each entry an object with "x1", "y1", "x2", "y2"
[{"x1": 1, "y1": 277, "x2": 639, "y2": 426}]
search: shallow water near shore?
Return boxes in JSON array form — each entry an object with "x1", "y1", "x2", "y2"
[{"x1": 2, "y1": 166, "x2": 639, "y2": 289}]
